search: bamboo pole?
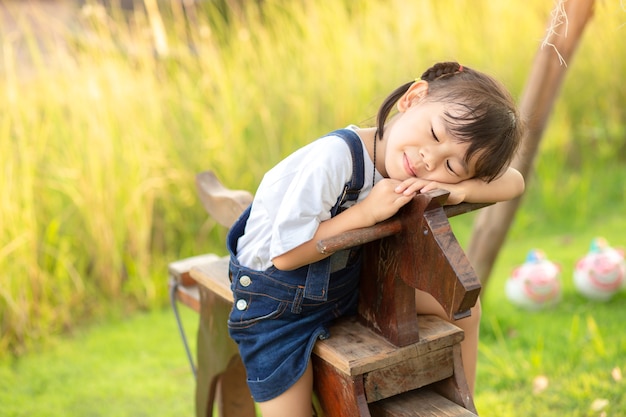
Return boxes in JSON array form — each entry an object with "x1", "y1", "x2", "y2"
[{"x1": 467, "y1": 0, "x2": 596, "y2": 289}]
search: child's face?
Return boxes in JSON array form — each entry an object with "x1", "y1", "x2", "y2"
[{"x1": 384, "y1": 86, "x2": 477, "y2": 185}]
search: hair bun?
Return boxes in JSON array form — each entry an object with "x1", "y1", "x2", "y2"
[{"x1": 420, "y1": 62, "x2": 463, "y2": 81}]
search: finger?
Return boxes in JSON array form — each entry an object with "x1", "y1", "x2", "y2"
[
  {"x1": 394, "y1": 183, "x2": 409, "y2": 194},
  {"x1": 419, "y1": 182, "x2": 439, "y2": 193},
  {"x1": 403, "y1": 182, "x2": 426, "y2": 195},
  {"x1": 396, "y1": 179, "x2": 425, "y2": 194}
]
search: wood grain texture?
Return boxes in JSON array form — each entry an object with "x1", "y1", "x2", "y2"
[{"x1": 369, "y1": 388, "x2": 478, "y2": 417}]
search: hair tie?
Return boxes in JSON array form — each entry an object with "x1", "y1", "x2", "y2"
[{"x1": 458, "y1": 64, "x2": 464, "y2": 72}]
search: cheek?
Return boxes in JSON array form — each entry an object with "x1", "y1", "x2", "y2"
[
  {"x1": 383, "y1": 150, "x2": 412, "y2": 180},
  {"x1": 383, "y1": 154, "x2": 402, "y2": 179}
]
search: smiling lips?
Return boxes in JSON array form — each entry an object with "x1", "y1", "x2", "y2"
[{"x1": 403, "y1": 153, "x2": 419, "y2": 177}]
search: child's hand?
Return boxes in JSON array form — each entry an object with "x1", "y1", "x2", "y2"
[
  {"x1": 357, "y1": 179, "x2": 416, "y2": 224},
  {"x1": 394, "y1": 178, "x2": 467, "y2": 205},
  {"x1": 395, "y1": 167, "x2": 525, "y2": 205}
]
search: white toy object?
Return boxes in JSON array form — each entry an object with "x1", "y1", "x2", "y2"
[
  {"x1": 505, "y1": 249, "x2": 562, "y2": 310},
  {"x1": 574, "y1": 237, "x2": 625, "y2": 301}
]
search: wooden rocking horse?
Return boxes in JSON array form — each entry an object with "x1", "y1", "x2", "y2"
[{"x1": 169, "y1": 170, "x2": 488, "y2": 416}]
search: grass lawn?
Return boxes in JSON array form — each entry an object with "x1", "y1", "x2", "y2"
[
  {"x1": 0, "y1": 306, "x2": 198, "y2": 417},
  {"x1": 471, "y1": 214, "x2": 626, "y2": 417}
]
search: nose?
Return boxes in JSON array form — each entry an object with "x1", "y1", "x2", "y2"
[{"x1": 419, "y1": 148, "x2": 434, "y2": 171}]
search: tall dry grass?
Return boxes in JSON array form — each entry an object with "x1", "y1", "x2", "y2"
[{"x1": 0, "y1": 0, "x2": 624, "y2": 357}]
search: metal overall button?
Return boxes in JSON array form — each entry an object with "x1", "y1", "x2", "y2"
[
  {"x1": 239, "y1": 275, "x2": 252, "y2": 287},
  {"x1": 236, "y1": 299, "x2": 248, "y2": 310}
]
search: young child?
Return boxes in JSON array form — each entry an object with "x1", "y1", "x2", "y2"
[{"x1": 227, "y1": 61, "x2": 524, "y2": 417}]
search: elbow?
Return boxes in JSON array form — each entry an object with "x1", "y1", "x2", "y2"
[
  {"x1": 271, "y1": 257, "x2": 290, "y2": 271},
  {"x1": 514, "y1": 171, "x2": 526, "y2": 198},
  {"x1": 518, "y1": 180, "x2": 526, "y2": 198},
  {"x1": 271, "y1": 255, "x2": 298, "y2": 271}
]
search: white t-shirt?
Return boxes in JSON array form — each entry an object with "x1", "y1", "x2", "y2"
[{"x1": 236, "y1": 126, "x2": 382, "y2": 271}]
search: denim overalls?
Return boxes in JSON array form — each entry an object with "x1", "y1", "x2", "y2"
[{"x1": 227, "y1": 129, "x2": 366, "y2": 402}]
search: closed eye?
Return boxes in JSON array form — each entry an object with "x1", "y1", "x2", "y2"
[
  {"x1": 446, "y1": 160, "x2": 458, "y2": 176},
  {"x1": 431, "y1": 127, "x2": 439, "y2": 142}
]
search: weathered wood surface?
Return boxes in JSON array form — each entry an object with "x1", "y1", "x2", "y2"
[
  {"x1": 369, "y1": 388, "x2": 478, "y2": 417},
  {"x1": 312, "y1": 315, "x2": 463, "y2": 377},
  {"x1": 190, "y1": 257, "x2": 232, "y2": 303},
  {"x1": 196, "y1": 171, "x2": 253, "y2": 228},
  {"x1": 169, "y1": 254, "x2": 224, "y2": 312}
]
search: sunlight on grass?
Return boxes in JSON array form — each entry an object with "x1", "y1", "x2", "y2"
[{"x1": 0, "y1": 307, "x2": 198, "y2": 417}]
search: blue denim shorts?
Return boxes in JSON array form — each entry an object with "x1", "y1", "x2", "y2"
[{"x1": 227, "y1": 211, "x2": 361, "y2": 402}]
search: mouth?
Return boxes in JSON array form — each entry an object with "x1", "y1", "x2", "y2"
[{"x1": 403, "y1": 154, "x2": 418, "y2": 177}]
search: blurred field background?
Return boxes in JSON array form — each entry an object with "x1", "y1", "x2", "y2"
[{"x1": 0, "y1": 0, "x2": 624, "y2": 416}]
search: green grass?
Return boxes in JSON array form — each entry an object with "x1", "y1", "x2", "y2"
[
  {"x1": 475, "y1": 214, "x2": 626, "y2": 417},
  {"x1": 0, "y1": 306, "x2": 198, "y2": 417}
]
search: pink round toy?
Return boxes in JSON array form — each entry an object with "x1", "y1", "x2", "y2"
[
  {"x1": 505, "y1": 249, "x2": 562, "y2": 310},
  {"x1": 574, "y1": 237, "x2": 625, "y2": 301}
]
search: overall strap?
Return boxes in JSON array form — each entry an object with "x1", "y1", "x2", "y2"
[
  {"x1": 329, "y1": 129, "x2": 366, "y2": 216},
  {"x1": 303, "y1": 129, "x2": 366, "y2": 302}
]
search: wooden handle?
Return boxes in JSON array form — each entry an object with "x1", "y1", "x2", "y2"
[
  {"x1": 316, "y1": 218, "x2": 403, "y2": 254},
  {"x1": 316, "y1": 196, "x2": 493, "y2": 255},
  {"x1": 443, "y1": 201, "x2": 493, "y2": 218}
]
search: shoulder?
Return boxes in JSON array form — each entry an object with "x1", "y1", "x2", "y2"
[
  {"x1": 269, "y1": 133, "x2": 353, "y2": 180},
  {"x1": 303, "y1": 133, "x2": 353, "y2": 159}
]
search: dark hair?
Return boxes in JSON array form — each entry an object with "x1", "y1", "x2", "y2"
[{"x1": 375, "y1": 62, "x2": 523, "y2": 182}]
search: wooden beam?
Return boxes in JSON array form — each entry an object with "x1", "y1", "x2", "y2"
[{"x1": 467, "y1": 0, "x2": 596, "y2": 287}]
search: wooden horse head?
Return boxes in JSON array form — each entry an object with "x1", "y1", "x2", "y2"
[{"x1": 318, "y1": 190, "x2": 485, "y2": 347}]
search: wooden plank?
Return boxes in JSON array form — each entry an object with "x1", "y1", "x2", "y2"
[
  {"x1": 316, "y1": 190, "x2": 491, "y2": 255},
  {"x1": 189, "y1": 257, "x2": 233, "y2": 303},
  {"x1": 312, "y1": 357, "x2": 370, "y2": 417},
  {"x1": 169, "y1": 253, "x2": 223, "y2": 286},
  {"x1": 369, "y1": 388, "x2": 478, "y2": 417},
  {"x1": 431, "y1": 344, "x2": 477, "y2": 413},
  {"x1": 175, "y1": 283, "x2": 200, "y2": 313},
  {"x1": 317, "y1": 218, "x2": 403, "y2": 255},
  {"x1": 364, "y1": 347, "x2": 454, "y2": 402},
  {"x1": 313, "y1": 315, "x2": 463, "y2": 376}
]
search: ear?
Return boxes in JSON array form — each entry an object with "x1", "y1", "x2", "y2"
[{"x1": 397, "y1": 80, "x2": 429, "y2": 112}]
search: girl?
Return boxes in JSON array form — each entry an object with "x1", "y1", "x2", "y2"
[{"x1": 227, "y1": 62, "x2": 524, "y2": 417}]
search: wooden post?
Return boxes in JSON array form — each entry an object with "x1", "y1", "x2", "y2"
[{"x1": 467, "y1": 0, "x2": 596, "y2": 287}]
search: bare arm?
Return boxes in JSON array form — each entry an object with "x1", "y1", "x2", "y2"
[
  {"x1": 440, "y1": 167, "x2": 525, "y2": 204},
  {"x1": 396, "y1": 167, "x2": 525, "y2": 205},
  {"x1": 272, "y1": 179, "x2": 414, "y2": 270}
]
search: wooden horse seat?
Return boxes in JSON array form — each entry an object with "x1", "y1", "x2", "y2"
[{"x1": 169, "y1": 171, "x2": 486, "y2": 417}]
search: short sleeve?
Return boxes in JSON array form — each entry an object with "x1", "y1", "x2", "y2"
[{"x1": 265, "y1": 137, "x2": 353, "y2": 258}]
